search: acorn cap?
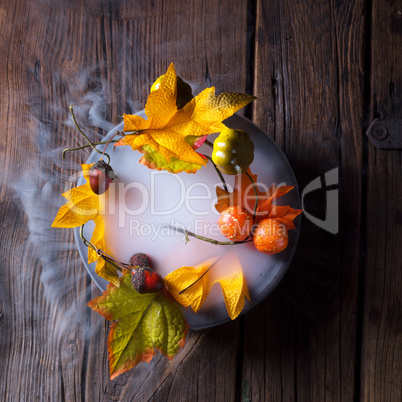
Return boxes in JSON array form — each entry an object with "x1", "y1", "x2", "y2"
[
  {"x1": 90, "y1": 160, "x2": 116, "y2": 180},
  {"x1": 129, "y1": 253, "x2": 151, "y2": 269}
]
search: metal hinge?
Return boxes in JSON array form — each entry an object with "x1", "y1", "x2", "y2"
[{"x1": 366, "y1": 118, "x2": 402, "y2": 149}]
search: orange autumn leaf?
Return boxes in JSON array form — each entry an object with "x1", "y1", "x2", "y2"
[
  {"x1": 119, "y1": 63, "x2": 255, "y2": 171},
  {"x1": 215, "y1": 169, "x2": 269, "y2": 213},
  {"x1": 52, "y1": 164, "x2": 119, "y2": 285},
  {"x1": 164, "y1": 256, "x2": 250, "y2": 320},
  {"x1": 215, "y1": 169, "x2": 302, "y2": 230}
]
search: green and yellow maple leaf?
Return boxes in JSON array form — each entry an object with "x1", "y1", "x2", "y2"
[
  {"x1": 87, "y1": 269, "x2": 188, "y2": 380},
  {"x1": 164, "y1": 257, "x2": 250, "y2": 320},
  {"x1": 52, "y1": 164, "x2": 119, "y2": 286},
  {"x1": 119, "y1": 63, "x2": 255, "y2": 173}
]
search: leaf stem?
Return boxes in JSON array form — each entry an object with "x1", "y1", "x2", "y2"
[
  {"x1": 97, "y1": 253, "x2": 124, "y2": 273},
  {"x1": 69, "y1": 105, "x2": 110, "y2": 164},
  {"x1": 169, "y1": 225, "x2": 252, "y2": 246},
  {"x1": 244, "y1": 171, "x2": 258, "y2": 221},
  {"x1": 80, "y1": 224, "x2": 95, "y2": 250},
  {"x1": 201, "y1": 154, "x2": 228, "y2": 192},
  {"x1": 79, "y1": 224, "x2": 128, "y2": 273},
  {"x1": 62, "y1": 140, "x2": 120, "y2": 159},
  {"x1": 101, "y1": 131, "x2": 124, "y2": 160}
]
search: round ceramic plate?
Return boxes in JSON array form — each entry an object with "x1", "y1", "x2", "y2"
[{"x1": 74, "y1": 113, "x2": 301, "y2": 330}]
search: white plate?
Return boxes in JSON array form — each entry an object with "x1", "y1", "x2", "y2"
[{"x1": 74, "y1": 113, "x2": 301, "y2": 330}]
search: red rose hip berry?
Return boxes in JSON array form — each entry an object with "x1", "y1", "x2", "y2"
[
  {"x1": 88, "y1": 160, "x2": 116, "y2": 195},
  {"x1": 253, "y1": 218, "x2": 288, "y2": 254},
  {"x1": 131, "y1": 267, "x2": 164, "y2": 294},
  {"x1": 218, "y1": 206, "x2": 253, "y2": 241}
]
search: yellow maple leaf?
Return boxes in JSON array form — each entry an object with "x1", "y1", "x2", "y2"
[
  {"x1": 52, "y1": 164, "x2": 118, "y2": 285},
  {"x1": 88, "y1": 216, "x2": 120, "y2": 287},
  {"x1": 164, "y1": 256, "x2": 251, "y2": 320},
  {"x1": 121, "y1": 63, "x2": 255, "y2": 167},
  {"x1": 164, "y1": 258, "x2": 217, "y2": 313},
  {"x1": 52, "y1": 164, "x2": 100, "y2": 227}
]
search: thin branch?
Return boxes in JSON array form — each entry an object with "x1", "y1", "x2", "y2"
[
  {"x1": 202, "y1": 154, "x2": 228, "y2": 192},
  {"x1": 170, "y1": 225, "x2": 252, "y2": 246},
  {"x1": 62, "y1": 140, "x2": 120, "y2": 159},
  {"x1": 244, "y1": 171, "x2": 259, "y2": 221},
  {"x1": 69, "y1": 104, "x2": 110, "y2": 164},
  {"x1": 79, "y1": 224, "x2": 127, "y2": 273}
]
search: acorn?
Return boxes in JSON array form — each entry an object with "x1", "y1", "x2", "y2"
[
  {"x1": 88, "y1": 160, "x2": 116, "y2": 195},
  {"x1": 129, "y1": 253, "x2": 151, "y2": 268},
  {"x1": 131, "y1": 267, "x2": 164, "y2": 294}
]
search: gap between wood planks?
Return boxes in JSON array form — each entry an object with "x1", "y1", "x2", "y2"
[
  {"x1": 354, "y1": 0, "x2": 373, "y2": 400},
  {"x1": 234, "y1": 1, "x2": 257, "y2": 401}
]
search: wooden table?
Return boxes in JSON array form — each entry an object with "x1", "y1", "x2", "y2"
[{"x1": 1, "y1": 0, "x2": 401, "y2": 400}]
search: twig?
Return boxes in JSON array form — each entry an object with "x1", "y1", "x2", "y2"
[
  {"x1": 79, "y1": 224, "x2": 128, "y2": 273},
  {"x1": 62, "y1": 140, "x2": 120, "y2": 159},
  {"x1": 101, "y1": 131, "x2": 124, "y2": 160},
  {"x1": 202, "y1": 154, "x2": 228, "y2": 192},
  {"x1": 80, "y1": 224, "x2": 95, "y2": 250},
  {"x1": 244, "y1": 171, "x2": 259, "y2": 221},
  {"x1": 170, "y1": 225, "x2": 252, "y2": 246},
  {"x1": 69, "y1": 105, "x2": 110, "y2": 164}
]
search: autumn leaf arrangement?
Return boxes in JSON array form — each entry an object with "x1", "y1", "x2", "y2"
[{"x1": 52, "y1": 63, "x2": 302, "y2": 380}]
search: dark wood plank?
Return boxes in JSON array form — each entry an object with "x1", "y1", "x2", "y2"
[
  {"x1": 242, "y1": 0, "x2": 365, "y2": 400},
  {"x1": 361, "y1": 0, "x2": 402, "y2": 400},
  {"x1": 2, "y1": 0, "x2": 399, "y2": 400},
  {"x1": 0, "y1": 0, "x2": 249, "y2": 400},
  {"x1": 0, "y1": 1, "x2": 96, "y2": 400}
]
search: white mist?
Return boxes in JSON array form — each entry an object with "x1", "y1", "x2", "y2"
[{"x1": 77, "y1": 114, "x2": 301, "y2": 329}]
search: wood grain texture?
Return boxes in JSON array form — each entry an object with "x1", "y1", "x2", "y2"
[
  {"x1": 361, "y1": 0, "x2": 402, "y2": 401},
  {"x1": 0, "y1": 0, "x2": 400, "y2": 401},
  {"x1": 0, "y1": 0, "x2": 249, "y2": 400},
  {"x1": 0, "y1": 1, "x2": 102, "y2": 400},
  {"x1": 242, "y1": 0, "x2": 365, "y2": 400}
]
